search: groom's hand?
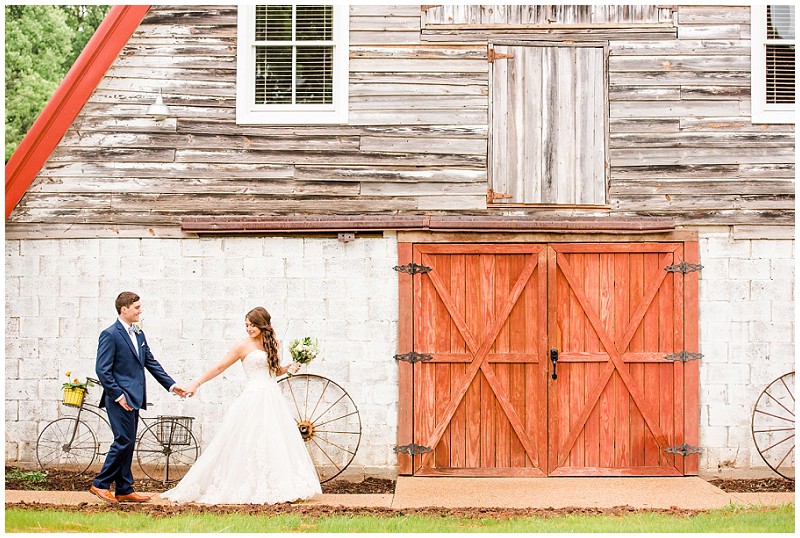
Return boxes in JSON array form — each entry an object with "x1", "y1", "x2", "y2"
[
  {"x1": 117, "y1": 394, "x2": 133, "y2": 411},
  {"x1": 172, "y1": 386, "x2": 190, "y2": 398}
]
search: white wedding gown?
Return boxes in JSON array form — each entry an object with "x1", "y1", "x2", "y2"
[{"x1": 162, "y1": 350, "x2": 322, "y2": 504}]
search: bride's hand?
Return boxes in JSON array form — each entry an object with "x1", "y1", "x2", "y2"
[
  {"x1": 186, "y1": 382, "x2": 200, "y2": 397},
  {"x1": 287, "y1": 363, "x2": 301, "y2": 375}
]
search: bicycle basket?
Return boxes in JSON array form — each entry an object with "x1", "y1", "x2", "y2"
[
  {"x1": 62, "y1": 387, "x2": 85, "y2": 408},
  {"x1": 157, "y1": 416, "x2": 193, "y2": 446}
]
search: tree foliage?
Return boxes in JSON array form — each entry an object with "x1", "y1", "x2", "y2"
[{"x1": 5, "y1": 5, "x2": 110, "y2": 161}]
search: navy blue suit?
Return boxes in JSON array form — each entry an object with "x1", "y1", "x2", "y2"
[{"x1": 93, "y1": 320, "x2": 176, "y2": 494}]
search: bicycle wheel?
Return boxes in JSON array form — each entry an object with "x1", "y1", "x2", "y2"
[
  {"x1": 752, "y1": 371, "x2": 795, "y2": 479},
  {"x1": 278, "y1": 374, "x2": 362, "y2": 483},
  {"x1": 136, "y1": 420, "x2": 199, "y2": 483},
  {"x1": 36, "y1": 418, "x2": 98, "y2": 473}
]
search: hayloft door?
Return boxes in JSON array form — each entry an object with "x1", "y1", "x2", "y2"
[
  {"x1": 407, "y1": 244, "x2": 548, "y2": 476},
  {"x1": 489, "y1": 43, "x2": 607, "y2": 205}
]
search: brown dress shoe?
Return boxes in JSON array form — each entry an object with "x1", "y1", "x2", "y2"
[
  {"x1": 89, "y1": 485, "x2": 119, "y2": 504},
  {"x1": 115, "y1": 491, "x2": 151, "y2": 503}
]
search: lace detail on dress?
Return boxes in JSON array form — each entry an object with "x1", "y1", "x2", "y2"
[{"x1": 161, "y1": 350, "x2": 321, "y2": 504}]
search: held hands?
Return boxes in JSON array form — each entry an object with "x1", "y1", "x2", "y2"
[
  {"x1": 183, "y1": 382, "x2": 200, "y2": 398},
  {"x1": 172, "y1": 386, "x2": 191, "y2": 399}
]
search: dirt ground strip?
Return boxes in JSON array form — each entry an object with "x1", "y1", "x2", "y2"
[
  {"x1": 3, "y1": 468, "x2": 395, "y2": 495},
  {"x1": 707, "y1": 478, "x2": 795, "y2": 493},
  {"x1": 5, "y1": 500, "x2": 712, "y2": 519},
  {"x1": 4, "y1": 467, "x2": 793, "y2": 495}
]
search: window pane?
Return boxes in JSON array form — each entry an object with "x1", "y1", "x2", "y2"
[
  {"x1": 255, "y1": 5, "x2": 292, "y2": 41},
  {"x1": 767, "y1": 5, "x2": 795, "y2": 40},
  {"x1": 296, "y1": 47, "x2": 333, "y2": 104},
  {"x1": 296, "y1": 5, "x2": 333, "y2": 40},
  {"x1": 766, "y1": 44, "x2": 795, "y2": 103},
  {"x1": 255, "y1": 46, "x2": 292, "y2": 104}
]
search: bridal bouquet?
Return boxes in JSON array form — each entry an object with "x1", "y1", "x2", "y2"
[{"x1": 289, "y1": 337, "x2": 319, "y2": 364}]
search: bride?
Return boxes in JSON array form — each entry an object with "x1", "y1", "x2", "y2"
[{"x1": 161, "y1": 307, "x2": 321, "y2": 504}]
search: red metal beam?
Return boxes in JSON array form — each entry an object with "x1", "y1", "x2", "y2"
[
  {"x1": 181, "y1": 215, "x2": 677, "y2": 234},
  {"x1": 5, "y1": 5, "x2": 150, "y2": 219}
]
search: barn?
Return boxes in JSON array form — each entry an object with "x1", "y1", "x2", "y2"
[{"x1": 5, "y1": 4, "x2": 795, "y2": 480}]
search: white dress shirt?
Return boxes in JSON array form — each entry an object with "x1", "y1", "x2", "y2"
[{"x1": 116, "y1": 318, "x2": 177, "y2": 402}]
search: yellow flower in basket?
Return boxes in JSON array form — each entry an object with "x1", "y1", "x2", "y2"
[{"x1": 62, "y1": 372, "x2": 94, "y2": 392}]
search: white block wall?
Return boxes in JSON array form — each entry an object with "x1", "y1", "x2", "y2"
[
  {"x1": 698, "y1": 231, "x2": 795, "y2": 475},
  {"x1": 5, "y1": 233, "x2": 795, "y2": 477},
  {"x1": 5, "y1": 235, "x2": 400, "y2": 478}
]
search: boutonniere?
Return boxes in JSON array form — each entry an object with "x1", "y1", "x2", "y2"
[{"x1": 131, "y1": 323, "x2": 142, "y2": 335}]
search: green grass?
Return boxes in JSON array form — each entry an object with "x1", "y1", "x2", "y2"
[{"x1": 4, "y1": 504, "x2": 794, "y2": 533}]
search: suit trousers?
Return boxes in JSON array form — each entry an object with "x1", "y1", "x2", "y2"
[{"x1": 92, "y1": 395, "x2": 139, "y2": 494}]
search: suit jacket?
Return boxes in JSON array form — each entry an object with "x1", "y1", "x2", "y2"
[{"x1": 95, "y1": 320, "x2": 176, "y2": 410}]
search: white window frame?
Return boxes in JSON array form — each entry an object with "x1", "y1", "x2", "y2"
[
  {"x1": 236, "y1": 4, "x2": 349, "y2": 125},
  {"x1": 751, "y1": 5, "x2": 795, "y2": 124}
]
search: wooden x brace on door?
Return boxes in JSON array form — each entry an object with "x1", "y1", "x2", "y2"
[
  {"x1": 416, "y1": 248, "x2": 545, "y2": 470},
  {"x1": 552, "y1": 248, "x2": 680, "y2": 470}
]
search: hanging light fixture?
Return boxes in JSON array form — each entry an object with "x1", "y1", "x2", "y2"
[{"x1": 146, "y1": 88, "x2": 172, "y2": 118}]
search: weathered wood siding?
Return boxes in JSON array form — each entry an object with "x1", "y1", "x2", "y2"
[
  {"x1": 608, "y1": 5, "x2": 794, "y2": 224},
  {"x1": 8, "y1": 4, "x2": 794, "y2": 233}
]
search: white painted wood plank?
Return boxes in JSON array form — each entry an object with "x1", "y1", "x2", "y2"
[{"x1": 359, "y1": 136, "x2": 487, "y2": 155}]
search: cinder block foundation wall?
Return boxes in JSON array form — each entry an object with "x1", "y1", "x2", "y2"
[
  {"x1": 5, "y1": 232, "x2": 795, "y2": 477},
  {"x1": 697, "y1": 230, "x2": 795, "y2": 476},
  {"x1": 5, "y1": 234, "x2": 401, "y2": 479}
]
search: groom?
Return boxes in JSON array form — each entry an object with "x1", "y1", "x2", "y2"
[{"x1": 90, "y1": 291, "x2": 188, "y2": 504}]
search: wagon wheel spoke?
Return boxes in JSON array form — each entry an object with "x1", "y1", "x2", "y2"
[
  {"x1": 304, "y1": 375, "x2": 311, "y2": 420},
  {"x1": 754, "y1": 427, "x2": 795, "y2": 433},
  {"x1": 761, "y1": 433, "x2": 795, "y2": 453},
  {"x1": 310, "y1": 393, "x2": 347, "y2": 425},
  {"x1": 308, "y1": 379, "x2": 331, "y2": 424},
  {"x1": 310, "y1": 435, "x2": 343, "y2": 472},
  {"x1": 313, "y1": 409, "x2": 359, "y2": 428},
  {"x1": 779, "y1": 376, "x2": 795, "y2": 402},
  {"x1": 764, "y1": 390, "x2": 795, "y2": 418},
  {"x1": 286, "y1": 378, "x2": 305, "y2": 420},
  {"x1": 313, "y1": 434, "x2": 357, "y2": 456},
  {"x1": 754, "y1": 409, "x2": 795, "y2": 422}
]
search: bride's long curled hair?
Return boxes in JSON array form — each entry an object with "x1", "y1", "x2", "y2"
[{"x1": 246, "y1": 307, "x2": 280, "y2": 375}]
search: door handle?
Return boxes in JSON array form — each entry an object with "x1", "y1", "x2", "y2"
[{"x1": 550, "y1": 348, "x2": 558, "y2": 380}]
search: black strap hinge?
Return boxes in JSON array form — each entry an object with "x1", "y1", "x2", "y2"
[
  {"x1": 665, "y1": 443, "x2": 702, "y2": 457},
  {"x1": 393, "y1": 263, "x2": 432, "y2": 275},
  {"x1": 394, "y1": 443, "x2": 433, "y2": 456},
  {"x1": 394, "y1": 351, "x2": 433, "y2": 363},
  {"x1": 664, "y1": 351, "x2": 703, "y2": 363},
  {"x1": 665, "y1": 262, "x2": 703, "y2": 274}
]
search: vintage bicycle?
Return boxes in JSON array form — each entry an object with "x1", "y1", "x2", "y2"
[
  {"x1": 36, "y1": 377, "x2": 199, "y2": 483},
  {"x1": 751, "y1": 371, "x2": 795, "y2": 480},
  {"x1": 37, "y1": 373, "x2": 363, "y2": 485}
]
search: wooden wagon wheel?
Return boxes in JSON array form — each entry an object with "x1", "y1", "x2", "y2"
[
  {"x1": 278, "y1": 374, "x2": 362, "y2": 483},
  {"x1": 751, "y1": 371, "x2": 795, "y2": 480}
]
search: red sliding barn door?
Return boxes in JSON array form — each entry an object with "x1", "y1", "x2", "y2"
[
  {"x1": 547, "y1": 243, "x2": 694, "y2": 476},
  {"x1": 410, "y1": 244, "x2": 548, "y2": 476}
]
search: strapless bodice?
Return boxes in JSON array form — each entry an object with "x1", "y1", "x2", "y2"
[{"x1": 241, "y1": 349, "x2": 275, "y2": 382}]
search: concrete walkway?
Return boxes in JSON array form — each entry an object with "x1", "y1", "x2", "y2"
[{"x1": 4, "y1": 477, "x2": 794, "y2": 510}]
